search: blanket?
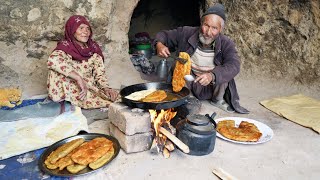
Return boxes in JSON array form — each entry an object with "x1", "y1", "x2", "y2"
[
  {"x1": 260, "y1": 94, "x2": 320, "y2": 133},
  {"x1": 0, "y1": 106, "x2": 88, "y2": 160}
]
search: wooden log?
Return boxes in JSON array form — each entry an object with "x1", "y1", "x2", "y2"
[
  {"x1": 159, "y1": 127, "x2": 190, "y2": 154},
  {"x1": 150, "y1": 139, "x2": 160, "y2": 154},
  {"x1": 165, "y1": 140, "x2": 174, "y2": 151},
  {"x1": 162, "y1": 148, "x2": 170, "y2": 159},
  {"x1": 212, "y1": 167, "x2": 238, "y2": 180}
]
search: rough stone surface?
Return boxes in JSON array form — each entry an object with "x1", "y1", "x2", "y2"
[
  {"x1": 0, "y1": 0, "x2": 319, "y2": 98},
  {"x1": 109, "y1": 122, "x2": 153, "y2": 154},
  {"x1": 219, "y1": 0, "x2": 320, "y2": 85},
  {"x1": 108, "y1": 102, "x2": 151, "y2": 136},
  {"x1": 0, "y1": 0, "x2": 144, "y2": 98}
]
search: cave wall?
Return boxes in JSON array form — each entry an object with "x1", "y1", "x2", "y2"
[
  {"x1": 0, "y1": 0, "x2": 319, "y2": 97},
  {"x1": 0, "y1": 0, "x2": 142, "y2": 97},
  {"x1": 219, "y1": 0, "x2": 320, "y2": 85}
]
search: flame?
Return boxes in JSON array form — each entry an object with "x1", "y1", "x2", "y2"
[{"x1": 149, "y1": 109, "x2": 177, "y2": 136}]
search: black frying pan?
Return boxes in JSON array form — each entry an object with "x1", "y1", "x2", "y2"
[{"x1": 120, "y1": 82, "x2": 190, "y2": 110}]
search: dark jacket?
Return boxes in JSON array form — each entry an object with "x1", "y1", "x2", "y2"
[{"x1": 154, "y1": 26, "x2": 249, "y2": 114}]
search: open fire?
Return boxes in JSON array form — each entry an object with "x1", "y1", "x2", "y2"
[{"x1": 149, "y1": 109, "x2": 189, "y2": 158}]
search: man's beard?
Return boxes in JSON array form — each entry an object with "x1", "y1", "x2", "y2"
[{"x1": 199, "y1": 33, "x2": 215, "y2": 45}]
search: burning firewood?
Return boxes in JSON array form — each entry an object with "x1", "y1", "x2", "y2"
[
  {"x1": 159, "y1": 127, "x2": 189, "y2": 153},
  {"x1": 163, "y1": 148, "x2": 170, "y2": 159},
  {"x1": 165, "y1": 140, "x2": 174, "y2": 152},
  {"x1": 149, "y1": 109, "x2": 190, "y2": 157},
  {"x1": 150, "y1": 139, "x2": 160, "y2": 154}
]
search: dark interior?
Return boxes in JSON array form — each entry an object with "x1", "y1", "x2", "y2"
[{"x1": 128, "y1": 0, "x2": 204, "y2": 42}]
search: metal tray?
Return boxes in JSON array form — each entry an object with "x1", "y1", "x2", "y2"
[{"x1": 38, "y1": 133, "x2": 120, "y2": 177}]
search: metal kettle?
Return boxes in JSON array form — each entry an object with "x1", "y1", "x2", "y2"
[
  {"x1": 176, "y1": 113, "x2": 217, "y2": 156},
  {"x1": 156, "y1": 59, "x2": 169, "y2": 81}
]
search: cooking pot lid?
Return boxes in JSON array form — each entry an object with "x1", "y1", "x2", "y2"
[
  {"x1": 185, "y1": 114, "x2": 216, "y2": 135},
  {"x1": 186, "y1": 114, "x2": 209, "y2": 126}
]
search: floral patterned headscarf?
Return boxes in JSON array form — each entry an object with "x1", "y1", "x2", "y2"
[{"x1": 54, "y1": 15, "x2": 104, "y2": 61}]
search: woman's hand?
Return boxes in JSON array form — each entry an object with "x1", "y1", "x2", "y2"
[
  {"x1": 69, "y1": 71, "x2": 88, "y2": 100},
  {"x1": 103, "y1": 88, "x2": 119, "y2": 102},
  {"x1": 77, "y1": 78, "x2": 88, "y2": 100},
  {"x1": 156, "y1": 42, "x2": 170, "y2": 58}
]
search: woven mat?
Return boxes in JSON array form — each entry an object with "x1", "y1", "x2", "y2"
[{"x1": 260, "y1": 94, "x2": 320, "y2": 133}]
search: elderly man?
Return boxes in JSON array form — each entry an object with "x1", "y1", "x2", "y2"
[{"x1": 154, "y1": 3, "x2": 249, "y2": 114}]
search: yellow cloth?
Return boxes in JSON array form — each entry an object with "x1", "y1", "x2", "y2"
[{"x1": 260, "y1": 94, "x2": 320, "y2": 133}]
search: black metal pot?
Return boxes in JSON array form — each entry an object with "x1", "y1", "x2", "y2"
[
  {"x1": 120, "y1": 82, "x2": 190, "y2": 110},
  {"x1": 176, "y1": 113, "x2": 217, "y2": 156}
]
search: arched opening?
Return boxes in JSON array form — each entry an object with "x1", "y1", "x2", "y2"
[
  {"x1": 128, "y1": 0, "x2": 205, "y2": 81},
  {"x1": 129, "y1": 0, "x2": 204, "y2": 40}
]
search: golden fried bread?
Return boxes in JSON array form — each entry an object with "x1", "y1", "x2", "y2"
[
  {"x1": 47, "y1": 138, "x2": 85, "y2": 164},
  {"x1": 66, "y1": 164, "x2": 87, "y2": 174},
  {"x1": 71, "y1": 137, "x2": 113, "y2": 165},
  {"x1": 172, "y1": 52, "x2": 191, "y2": 92},
  {"x1": 239, "y1": 121, "x2": 260, "y2": 132},
  {"x1": 44, "y1": 152, "x2": 58, "y2": 169},
  {"x1": 217, "y1": 120, "x2": 235, "y2": 131},
  {"x1": 125, "y1": 89, "x2": 156, "y2": 101},
  {"x1": 45, "y1": 140, "x2": 87, "y2": 170},
  {"x1": 56, "y1": 156, "x2": 74, "y2": 170},
  {"x1": 141, "y1": 90, "x2": 167, "y2": 102},
  {"x1": 89, "y1": 146, "x2": 115, "y2": 170},
  {"x1": 217, "y1": 120, "x2": 262, "y2": 142},
  {"x1": 54, "y1": 142, "x2": 88, "y2": 170}
]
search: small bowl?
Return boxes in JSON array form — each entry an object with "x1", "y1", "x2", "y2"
[{"x1": 184, "y1": 75, "x2": 195, "y2": 82}]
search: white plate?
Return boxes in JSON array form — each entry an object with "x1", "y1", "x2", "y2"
[{"x1": 215, "y1": 117, "x2": 274, "y2": 144}]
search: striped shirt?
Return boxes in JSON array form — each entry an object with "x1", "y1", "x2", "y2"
[{"x1": 191, "y1": 46, "x2": 215, "y2": 76}]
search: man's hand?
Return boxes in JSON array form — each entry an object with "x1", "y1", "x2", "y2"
[
  {"x1": 103, "y1": 88, "x2": 119, "y2": 102},
  {"x1": 194, "y1": 73, "x2": 214, "y2": 86},
  {"x1": 156, "y1": 42, "x2": 170, "y2": 58}
]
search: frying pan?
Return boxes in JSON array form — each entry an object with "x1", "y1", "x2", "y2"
[{"x1": 120, "y1": 82, "x2": 190, "y2": 110}]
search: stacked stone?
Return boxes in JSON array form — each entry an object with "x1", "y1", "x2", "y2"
[{"x1": 108, "y1": 103, "x2": 153, "y2": 153}]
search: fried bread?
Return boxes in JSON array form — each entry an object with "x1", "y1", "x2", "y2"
[
  {"x1": 66, "y1": 164, "x2": 87, "y2": 174},
  {"x1": 89, "y1": 146, "x2": 115, "y2": 170},
  {"x1": 46, "y1": 138, "x2": 85, "y2": 164},
  {"x1": 172, "y1": 52, "x2": 191, "y2": 92},
  {"x1": 44, "y1": 136, "x2": 115, "y2": 173},
  {"x1": 141, "y1": 90, "x2": 167, "y2": 102},
  {"x1": 125, "y1": 89, "x2": 156, "y2": 101},
  {"x1": 71, "y1": 137, "x2": 113, "y2": 165},
  {"x1": 217, "y1": 120, "x2": 262, "y2": 142}
]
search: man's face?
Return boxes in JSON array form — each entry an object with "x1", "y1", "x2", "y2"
[{"x1": 200, "y1": 14, "x2": 223, "y2": 45}]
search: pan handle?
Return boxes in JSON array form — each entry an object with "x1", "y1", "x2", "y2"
[{"x1": 205, "y1": 113, "x2": 217, "y2": 128}]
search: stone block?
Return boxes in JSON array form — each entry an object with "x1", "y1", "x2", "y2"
[
  {"x1": 109, "y1": 122, "x2": 153, "y2": 153},
  {"x1": 108, "y1": 102, "x2": 151, "y2": 135}
]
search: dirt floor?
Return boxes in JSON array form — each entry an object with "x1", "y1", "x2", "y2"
[{"x1": 78, "y1": 71, "x2": 320, "y2": 180}]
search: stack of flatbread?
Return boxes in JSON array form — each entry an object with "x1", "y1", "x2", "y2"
[
  {"x1": 217, "y1": 120, "x2": 262, "y2": 142},
  {"x1": 44, "y1": 137, "x2": 114, "y2": 174},
  {"x1": 172, "y1": 52, "x2": 191, "y2": 92}
]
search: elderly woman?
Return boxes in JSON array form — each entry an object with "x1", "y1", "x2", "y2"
[{"x1": 47, "y1": 15, "x2": 118, "y2": 109}]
